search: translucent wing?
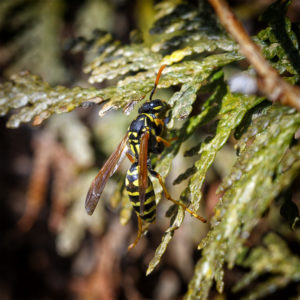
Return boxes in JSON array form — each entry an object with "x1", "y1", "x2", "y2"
[
  {"x1": 85, "y1": 133, "x2": 128, "y2": 215},
  {"x1": 138, "y1": 130, "x2": 149, "y2": 216}
]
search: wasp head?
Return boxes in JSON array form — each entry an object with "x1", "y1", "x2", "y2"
[{"x1": 138, "y1": 99, "x2": 170, "y2": 117}]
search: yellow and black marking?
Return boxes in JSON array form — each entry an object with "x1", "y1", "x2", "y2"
[
  {"x1": 127, "y1": 110, "x2": 165, "y2": 160},
  {"x1": 125, "y1": 98, "x2": 170, "y2": 226},
  {"x1": 85, "y1": 64, "x2": 207, "y2": 252},
  {"x1": 125, "y1": 163, "x2": 156, "y2": 223}
]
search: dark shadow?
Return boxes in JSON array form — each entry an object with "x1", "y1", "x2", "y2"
[
  {"x1": 261, "y1": 1, "x2": 300, "y2": 75},
  {"x1": 234, "y1": 100, "x2": 271, "y2": 140}
]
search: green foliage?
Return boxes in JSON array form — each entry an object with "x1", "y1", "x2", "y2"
[
  {"x1": 0, "y1": 72, "x2": 104, "y2": 128},
  {"x1": 146, "y1": 72, "x2": 264, "y2": 275},
  {"x1": 0, "y1": 0, "x2": 67, "y2": 83},
  {"x1": 185, "y1": 104, "x2": 300, "y2": 299},
  {"x1": 258, "y1": 0, "x2": 300, "y2": 76},
  {"x1": 1, "y1": 0, "x2": 300, "y2": 299},
  {"x1": 233, "y1": 233, "x2": 300, "y2": 300},
  {"x1": 1, "y1": 0, "x2": 242, "y2": 128}
]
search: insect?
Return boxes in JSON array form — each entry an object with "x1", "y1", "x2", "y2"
[{"x1": 85, "y1": 65, "x2": 206, "y2": 250}]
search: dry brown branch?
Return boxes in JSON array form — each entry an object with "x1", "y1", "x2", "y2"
[
  {"x1": 49, "y1": 144, "x2": 75, "y2": 232},
  {"x1": 70, "y1": 221, "x2": 130, "y2": 300},
  {"x1": 208, "y1": 0, "x2": 300, "y2": 111},
  {"x1": 17, "y1": 131, "x2": 76, "y2": 232},
  {"x1": 17, "y1": 133, "x2": 54, "y2": 231}
]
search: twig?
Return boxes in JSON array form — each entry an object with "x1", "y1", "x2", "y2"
[
  {"x1": 17, "y1": 133, "x2": 53, "y2": 231},
  {"x1": 208, "y1": 0, "x2": 300, "y2": 111}
]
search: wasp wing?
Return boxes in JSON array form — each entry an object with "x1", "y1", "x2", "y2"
[
  {"x1": 138, "y1": 130, "x2": 149, "y2": 216},
  {"x1": 85, "y1": 133, "x2": 128, "y2": 215}
]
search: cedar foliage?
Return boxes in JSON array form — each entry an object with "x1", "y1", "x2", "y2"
[{"x1": 1, "y1": 0, "x2": 300, "y2": 299}]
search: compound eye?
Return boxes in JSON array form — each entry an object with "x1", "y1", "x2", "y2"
[{"x1": 152, "y1": 100, "x2": 160, "y2": 107}]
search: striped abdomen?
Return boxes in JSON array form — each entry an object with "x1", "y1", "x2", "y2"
[{"x1": 125, "y1": 163, "x2": 156, "y2": 223}]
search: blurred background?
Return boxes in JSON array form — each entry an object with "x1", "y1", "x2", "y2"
[{"x1": 1, "y1": 0, "x2": 300, "y2": 299}]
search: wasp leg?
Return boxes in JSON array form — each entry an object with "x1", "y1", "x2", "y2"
[
  {"x1": 128, "y1": 214, "x2": 143, "y2": 251},
  {"x1": 126, "y1": 152, "x2": 136, "y2": 163},
  {"x1": 168, "y1": 136, "x2": 178, "y2": 142},
  {"x1": 156, "y1": 136, "x2": 172, "y2": 147},
  {"x1": 156, "y1": 136, "x2": 178, "y2": 147},
  {"x1": 154, "y1": 118, "x2": 165, "y2": 127},
  {"x1": 150, "y1": 169, "x2": 207, "y2": 223}
]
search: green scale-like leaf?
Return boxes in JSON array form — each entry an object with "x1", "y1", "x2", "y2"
[
  {"x1": 233, "y1": 233, "x2": 300, "y2": 300},
  {"x1": 0, "y1": 72, "x2": 107, "y2": 128},
  {"x1": 100, "y1": 51, "x2": 241, "y2": 120},
  {"x1": 167, "y1": 53, "x2": 242, "y2": 126},
  {"x1": 70, "y1": 30, "x2": 121, "y2": 66},
  {"x1": 151, "y1": 0, "x2": 238, "y2": 67},
  {"x1": 146, "y1": 72, "x2": 261, "y2": 274},
  {"x1": 185, "y1": 91, "x2": 264, "y2": 212},
  {"x1": 1, "y1": 0, "x2": 298, "y2": 130},
  {"x1": 185, "y1": 105, "x2": 300, "y2": 300},
  {"x1": 1, "y1": 3, "x2": 300, "y2": 298},
  {"x1": 0, "y1": 0, "x2": 67, "y2": 83},
  {"x1": 86, "y1": 44, "x2": 162, "y2": 84},
  {"x1": 260, "y1": 0, "x2": 300, "y2": 75},
  {"x1": 153, "y1": 31, "x2": 238, "y2": 55},
  {"x1": 146, "y1": 71, "x2": 225, "y2": 275},
  {"x1": 0, "y1": 0, "x2": 242, "y2": 129}
]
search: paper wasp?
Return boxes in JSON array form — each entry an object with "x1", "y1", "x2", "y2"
[{"x1": 85, "y1": 65, "x2": 206, "y2": 250}]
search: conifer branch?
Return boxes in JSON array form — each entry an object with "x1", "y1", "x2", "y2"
[{"x1": 208, "y1": 0, "x2": 300, "y2": 111}]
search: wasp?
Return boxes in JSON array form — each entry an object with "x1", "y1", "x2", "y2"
[{"x1": 85, "y1": 65, "x2": 206, "y2": 250}]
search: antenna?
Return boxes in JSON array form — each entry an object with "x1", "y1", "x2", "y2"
[{"x1": 149, "y1": 64, "x2": 166, "y2": 101}]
